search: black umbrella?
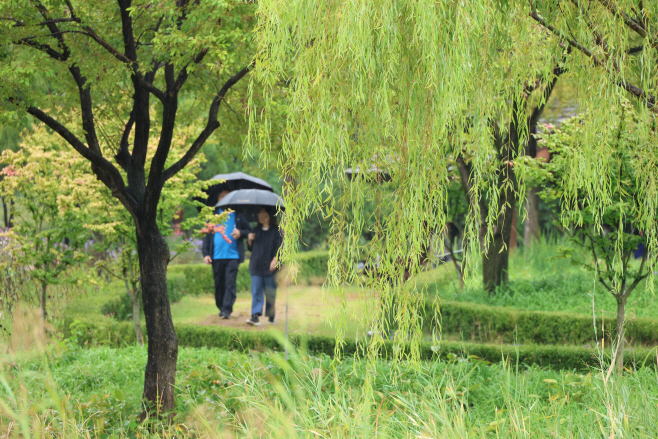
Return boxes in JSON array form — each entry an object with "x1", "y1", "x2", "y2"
[
  {"x1": 201, "y1": 172, "x2": 274, "y2": 207},
  {"x1": 215, "y1": 189, "x2": 285, "y2": 222}
]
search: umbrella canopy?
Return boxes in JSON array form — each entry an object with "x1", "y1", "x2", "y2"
[
  {"x1": 215, "y1": 189, "x2": 285, "y2": 222},
  {"x1": 202, "y1": 172, "x2": 273, "y2": 207}
]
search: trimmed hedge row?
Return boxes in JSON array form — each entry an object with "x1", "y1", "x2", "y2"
[
  {"x1": 60, "y1": 317, "x2": 657, "y2": 371},
  {"x1": 424, "y1": 300, "x2": 658, "y2": 347}
]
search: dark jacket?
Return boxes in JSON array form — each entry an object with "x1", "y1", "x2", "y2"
[
  {"x1": 202, "y1": 212, "x2": 251, "y2": 263},
  {"x1": 248, "y1": 224, "x2": 283, "y2": 276}
]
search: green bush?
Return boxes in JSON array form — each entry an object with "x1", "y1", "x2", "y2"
[
  {"x1": 60, "y1": 317, "x2": 657, "y2": 371},
  {"x1": 425, "y1": 300, "x2": 658, "y2": 347},
  {"x1": 99, "y1": 293, "x2": 133, "y2": 320},
  {"x1": 295, "y1": 250, "x2": 329, "y2": 282},
  {"x1": 167, "y1": 263, "x2": 251, "y2": 295},
  {"x1": 167, "y1": 272, "x2": 186, "y2": 303}
]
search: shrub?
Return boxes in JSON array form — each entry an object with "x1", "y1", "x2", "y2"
[
  {"x1": 167, "y1": 263, "x2": 251, "y2": 296},
  {"x1": 296, "y1": 251, "x2": 329, "y2": 281},
  {"x1": 424, "y1": 300, "x2": 658, "y2": 347},
  {"x1": 59, "y1": 318, "x2": 656, "y2": 371},
  {"x1": 99, "y1": 293, "x2": 133, "y2": 320}
]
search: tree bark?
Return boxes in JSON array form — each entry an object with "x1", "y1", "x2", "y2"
[
  {"x1": 614, "y1": 292, "x2": 627, "y2": 374},
  {"x1": 39, "y1": 281, "x2": 47, "y2": 321},
  {"x1": 125, "y1": 277, "x2": 144, "y2": 346},
  {"x1": 1, "y1": 197, "x2": 13, "y2": 229},
  {"x1": 524, "y1": 188, "x2": 540, "y2": 246},
  {"x1": 482, "y1": 219, "x2": 513, "y2": 294},
  {"x1": 136, "y1": 220, "x2": 177, "y2": 418},
  {"x1": 124, "y1": 251, "x2": 144, "y2": 346}
]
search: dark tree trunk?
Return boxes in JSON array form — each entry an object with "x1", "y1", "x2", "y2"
[
  {"x1": 125, "y1": 277, "x2": 144, "y2": 346},
  {"x1": 2, "y1": 197, "x2": 13, "y2": 229},
  {"x1": 510, "y1": 209, "x2": 518, "y2": 251},
  {"x1": 482, "y1": 195, "x2": 515, "y2": 294},
  {"x1": 614, "y1": 291, "x2": 627, "y2": 374},
  {"x1": 524, "y1": 188, "x2": 540, "y2": 246},
  {"x1": 135, "y1": 220, "x2": 177, "y2": 417},
  {"x1": 39, "y1": 281, "x2": 47, "y2": 321}
]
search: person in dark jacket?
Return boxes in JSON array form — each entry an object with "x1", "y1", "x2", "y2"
[
  {"x1": 246, "y1": 207, "x2": 282, "y2": 325},
  {"x1": 202, "y1": 190, "x2": 251, "y2": 319}
]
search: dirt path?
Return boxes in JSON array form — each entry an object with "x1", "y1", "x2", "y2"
[{"x1": 193, "y1": 286, "x2": 363, "y2": 334}]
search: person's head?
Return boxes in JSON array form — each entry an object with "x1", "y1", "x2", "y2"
[
  {"x1": 258, "y1": 208, "x2": 278, "y2": 227},
  {"x1": 217, "y1": 190, "x2": 231, "y2": 203}
]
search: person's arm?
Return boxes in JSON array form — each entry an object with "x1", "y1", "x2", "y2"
[
  {"x1": 202, "y1": 233, "x2": 212, "y2": 264},
  {"x1": 247, "y1": 229, "x2": 257, "y2": 250},
  {"x1": 232, "y1": 213, "x2": 252, "y2": 240},
  {"x1": 270, "y1": 227, "x2": 283, "y2": 271}
]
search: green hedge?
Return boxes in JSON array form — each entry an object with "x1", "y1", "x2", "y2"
[
  {"x1": 425, "y1": 300, "x2": 658, "y2": 347},
  {"x1": 295, "y1": 250, "x2": 329, "y2": 282},
  {"x1": 59, "y1": 317, "x2": 657, "y2": 371},
  {"x1": 167, "y1": 263, "x2": 251, "y2": 296}
]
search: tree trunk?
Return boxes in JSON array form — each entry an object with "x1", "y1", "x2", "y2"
[
  {"x1": 125, "y1": 277, "x2": 144, "y2": 346},
  {"x1": 482, "y1": 230, "x2": 511, "y2": 295},
  {"x1": 614, "y1": 293, "x2": 627, "y2": 374},
  {"x1": 132, "y1": 292, "x2": 144, "y2": 347},
  {"x1": 124, "y1": 253, "x2": 144, "y2": 346},
  {"x1": 482, "y1": 164, "x2": 516, "y2": 295},
  {"x1": 524, "y1": 188, "x2": 540, "y2": 246},
  {"x1": 510, "y1": 210, "x2": 518, "y2": 252},
  {"x1": 1, "y1": 197, "x2": 13, "y2": 229},
  {"x1": 39, "y1": 281, "x2": 47, "y2": 321},
  {"x1": 136, "y1": 221, "x2": 177, "y2": 418}
]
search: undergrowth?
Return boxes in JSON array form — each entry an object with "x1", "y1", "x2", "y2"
[{"x1": 3, "y1": 344, "x2": 658, "y2": 438}]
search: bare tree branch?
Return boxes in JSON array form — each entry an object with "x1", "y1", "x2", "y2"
[
  {"x1": 530, "y1": 10, "x2": 657, "y2": 111},
  {"x1": 14, "y1": 37, "x2": 69, "y2": 61},
  {"x1": 162, "y1": 63, "x2": 253, "y2": 182},
  {"x1": 115, "y1": 113, "x2": 135, "y2": 171},
  {"x1": 597, "y1": 0, "x2": 655, "y2": 46},
  {"x1": 626, "y1": 248, "x2": 649, "y2": 296},
  {"x1": 4, "y1": 17, "x2": 81, "y2": 27},
  {"x1": 81, "y1": 25, "x2": 135, "y2": 64},
  {"x1": 11, "y1": 101, "x2": 137, "y2": 212},
  {"x1": 172, "y1": 48, "x2": 209, "y2": 92}
]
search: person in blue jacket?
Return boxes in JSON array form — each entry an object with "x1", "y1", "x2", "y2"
[{"x1": 202, "y1": 190, "x2": 251, "y2": 319}]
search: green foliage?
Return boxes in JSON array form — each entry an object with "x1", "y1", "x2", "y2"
[
  {"x1": 166, "y1": 263, "x2": 251, "y2": 296},
  {"x1": 541, "y1": 108, "x2": 655, "y2": 295},
  {"x1": 58, "y1": 317, "x2": 656, "y2": 372},
  {"x1": 426, "y1": 300, "x2": 658, "y2": 347},
  {"x1": 0, "y1": 127, "x2": 95, "y2": 318}
]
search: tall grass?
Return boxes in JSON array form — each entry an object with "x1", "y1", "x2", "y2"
[{"x1": 3, "y1": 337, "x2": 658, "y2": 438}]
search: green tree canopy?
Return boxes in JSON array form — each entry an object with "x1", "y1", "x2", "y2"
[
  {"x1": 253, "y1": 0, "x2": 658, "y2": 356},
  {"x1": 1, "y1": 0, "x2": 257, "y2": 414}
]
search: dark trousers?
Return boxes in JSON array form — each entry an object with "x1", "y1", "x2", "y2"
[{"x1": 212, "y1": 259, "x2": 239, "y2": 316}]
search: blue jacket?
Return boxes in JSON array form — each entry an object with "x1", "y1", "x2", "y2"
[{"x1": 202, "y1": 212, "x2": 251, "y2": 263}]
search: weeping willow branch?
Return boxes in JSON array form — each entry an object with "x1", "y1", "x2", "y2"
[{"x1": 529, "y1": 11, "x2": 658, "y2": 111}]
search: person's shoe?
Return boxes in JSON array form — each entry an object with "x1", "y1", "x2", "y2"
[
  {"x1": 246, "y1": 314, "x2": 260, "y2": 326},
  {"x1": 268, "y1": 316, "x2": 276, "y2": 324},
  {"x1": 222, "y1": 313, "x2": 230, "y2": 320}
]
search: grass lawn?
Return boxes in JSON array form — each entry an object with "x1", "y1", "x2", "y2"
[
  {"x1": 5, "y1": 344, "x2": 658, "y2": 438},
  {"x1": 420, "y1": 245, "x2": 658, "y2": 319}
]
